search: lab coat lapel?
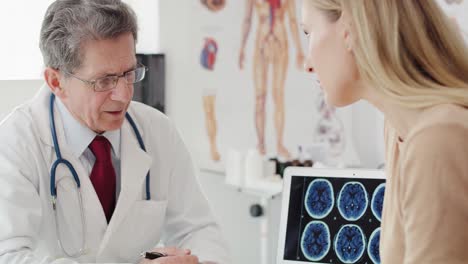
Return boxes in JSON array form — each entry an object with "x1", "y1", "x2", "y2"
[
  {"x1": 32, "y1": 85, "x2": 106, "y2": 219},
  {"x1": 31, "y1": 84, "x2": 56, "y2": 149},
  {"x1": 97, "y1": 119, "x2": 152, "y2": 258},
  {"x1": 31, "y1": 86, "x2": 109, "y2": 256},
  {"x1": 51, "y1": 137, "x2": 110, "y2": 256}
]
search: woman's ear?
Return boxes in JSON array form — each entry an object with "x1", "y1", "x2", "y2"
[
  {"x1": 344, "y1": 30, "x2": 353, "y2": 51},
  {"x1": 44, "y1": 67, "x2": 67, "y2": 99},
  {"x1": 339, "y1": 11, "x2": 354, "y2": 52}
]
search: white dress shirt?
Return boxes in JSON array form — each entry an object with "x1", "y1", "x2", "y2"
[{"x1": 55, "y1": 97, "x2": 122, "y2": 199}]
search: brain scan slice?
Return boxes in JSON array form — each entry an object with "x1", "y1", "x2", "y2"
[
  {"x1": 334, "y1": 224, "x2": 366, "y2": 263},
  {"x1": 301, "y1": 221, "x2": 331, "y2": 261},
  {"x1": 337, "y1": 182, "x2": 369, "y2": 221},
  {"x1": 371, "y1": 183, "x2": 385, "y2": 221},
  {"x1": 368, "y1": 228, "x2": 381, "y2": 264},
  {"x1": 305, "y1": 179, "x2": 335, "y2": 219}
]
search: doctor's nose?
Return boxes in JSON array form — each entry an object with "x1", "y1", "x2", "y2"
[{"x1": 110, "y1": 78, "x2": 133, "y2": 102}]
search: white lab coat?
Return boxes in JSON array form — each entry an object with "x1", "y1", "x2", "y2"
[{"x1": 0, "y1": 85, "x2": 230, "y2": 264}]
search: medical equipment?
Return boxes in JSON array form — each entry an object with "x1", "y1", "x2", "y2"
[
  {"x1": 49, "y1": 93, "x2": 151, "y2": 257},
  {"x1": 277, "y1": 167, "x2": 385, "y2": 264}
]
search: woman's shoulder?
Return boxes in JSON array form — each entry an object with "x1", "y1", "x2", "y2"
[
  {"x1": 403, "y1": 104, "x2": 468, "y2": 156},
  {"x1": 407, "y1": 104, "x2": 468, "y2": 141}
]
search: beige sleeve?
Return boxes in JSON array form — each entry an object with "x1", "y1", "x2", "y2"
[{"x1": 400, "y1": 124, "x2": 468, "y2": 264}]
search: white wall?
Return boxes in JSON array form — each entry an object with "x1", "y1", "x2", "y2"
[
  {"x1": 352, "y1": 101, "x2": 385, "y2": 168},
  {"x1": 0, "y1": 1, "x2": 53, "y2": 80},
  {"x1": 0, "y1": 81, "x2": 42, "y2": 120},
  {"x1": 158, "y1": 1, "x2": 201, "y2": 149}
]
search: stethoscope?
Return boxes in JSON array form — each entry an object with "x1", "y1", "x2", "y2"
[{"x1": 49, "y1": 93, "x2": 151, "y2": 257}]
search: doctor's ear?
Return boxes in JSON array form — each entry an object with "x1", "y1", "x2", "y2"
[{"x1": 44, "y1": 67, "x2": 66, "y2": 97}]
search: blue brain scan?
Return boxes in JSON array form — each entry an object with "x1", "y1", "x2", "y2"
[
  {"x1": 371, "y1": 183, "x2": 386, "y2": 221},
  {"x1": 337, "y1": 182, "x2": 368, "y2": 221},
  {"x1": 334, "y1": 224, "x2": 366, "y2": 263},
  {"x1": 368, "y1": 228, "x2": 381, "y2": 264},
  {"x1": 305, "y1": 179, "x2": 334, "y2": 219},
  {"x1": 301, "y1": 221, "x2": 331, "y2": 261}
]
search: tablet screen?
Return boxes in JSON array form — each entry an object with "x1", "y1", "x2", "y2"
[{"x1": 283, "y1": 175, "x2": 386, "y2": 264}]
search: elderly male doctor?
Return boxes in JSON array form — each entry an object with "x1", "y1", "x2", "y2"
[{"x1": 0, "y1": 1, "x2": 230, "y2": 264}]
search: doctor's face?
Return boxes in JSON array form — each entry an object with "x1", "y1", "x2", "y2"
[
  {"x1": 59, "y1": 33, "x2": 136, "y2": 133},
  {"x1": 301, "y1": 1, "x2": 363, "y2": 107}
]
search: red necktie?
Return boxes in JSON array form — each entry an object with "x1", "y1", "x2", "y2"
[{"x1": 89, "y1": 136, "x2": 116, "y2": 223}]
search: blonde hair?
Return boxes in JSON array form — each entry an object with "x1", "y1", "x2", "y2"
[{"x1": 309, "y1": 0, "x2": 468, "y2": 108}]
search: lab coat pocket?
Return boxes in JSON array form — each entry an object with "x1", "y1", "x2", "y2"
[{"x1": 112, "y1": 199, "x2": 168, "y2": 262}]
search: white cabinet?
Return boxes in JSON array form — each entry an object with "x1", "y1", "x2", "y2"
[{"x1": 198, "y1": 170, "x2": 281, "y2": 264}]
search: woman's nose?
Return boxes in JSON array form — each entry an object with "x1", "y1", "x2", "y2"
[{"x1": 304, "y1": 63, "x2": 314, "y2": 73}]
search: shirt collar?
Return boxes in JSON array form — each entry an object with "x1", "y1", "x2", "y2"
[{"x1": 55, "y1": 97, "x2": 121, "y2": 159}]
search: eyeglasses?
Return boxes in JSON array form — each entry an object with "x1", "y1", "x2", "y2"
[{"x1": 63, "y1": 64, "x2": 148, "y2": 92}]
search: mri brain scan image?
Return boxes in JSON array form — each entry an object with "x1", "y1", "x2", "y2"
[
  {"x1": 301, "y1": 221, "x2": 331, "y2": 261},
  {"x1": 371, "y1": 183, "x2": 385, "y2": 221},
  {"x1": 305, "y1": 179, "x2": 334, "y2": 219},
  {"x1": 337, "y1": 182, "x2": 368, "y2": 221},
  {"x1": 368, "y1": 228, "x2": 381, "y2": 264},
  {"x1": 284, "y1": 175, "x2": 386, "y2": 263},
  {"x1": 334, "y1": 224, "x2": 366, "y2": 263}
]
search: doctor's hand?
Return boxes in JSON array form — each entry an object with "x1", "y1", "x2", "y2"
[{"x1": 139, "y1": 247, "x2": 199, "y2": 264}]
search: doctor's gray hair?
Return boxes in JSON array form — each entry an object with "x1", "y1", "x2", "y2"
[{"x1": 39, "y1": 0, "x2": 138, "y2": 74}]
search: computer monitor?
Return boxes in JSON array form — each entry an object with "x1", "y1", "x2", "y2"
[{"x1": 277, "y1": 167, "x2": 386, "y2": 264}]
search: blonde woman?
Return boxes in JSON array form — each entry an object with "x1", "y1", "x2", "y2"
[{"x1": 301, "y1": 1, "x2": 468, "y2": 263}]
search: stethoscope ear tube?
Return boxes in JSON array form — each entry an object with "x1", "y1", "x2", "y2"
[
  {"x1": 49, "y1": 94, "x2": 81, "y2": 197},
  {"x1": 49, "y1": 94, "x2": 61, "y2": 159},
  {"x1": 50, "y1": 94, "x2": 88, "y2": 257}
]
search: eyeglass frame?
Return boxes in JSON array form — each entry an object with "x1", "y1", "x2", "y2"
[{"x1": 60, "y1": 63, "x2": 148, "y2": 92}]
